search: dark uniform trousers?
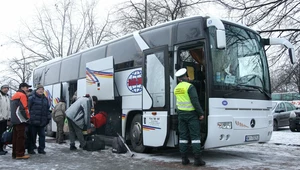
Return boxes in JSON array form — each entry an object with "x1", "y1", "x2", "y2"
[
  {"x1": 178, "y1": 112, "x2": 201, "y2": 154},
  {"x1": 0, "y1": 120, "x2": 7, "y2": 151},
  {"x1": 12, "y1": 123, "x2": 26, "y2": 157}
]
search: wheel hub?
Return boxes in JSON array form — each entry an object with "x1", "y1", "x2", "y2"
[{"x1": 132, "y1": 122, "x2": 142, "y2": 144}]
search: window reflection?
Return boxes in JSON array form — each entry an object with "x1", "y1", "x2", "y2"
[{"x1": 209, "y1": 24, "x2": 270, "y2": 92}]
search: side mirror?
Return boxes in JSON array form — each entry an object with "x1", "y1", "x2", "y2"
[
  {"x1": 216, "y1": 30, "x2": 226, "y2": 49},
  {"x1": 207, "y1": 17, "x2": 226, "y2": 50},
  {"x1": 288, "y1": 48, "x2": 296, "y2": 64},
  {"x1": 263, "y1": 38, "x2": 295, "y2": 64}
]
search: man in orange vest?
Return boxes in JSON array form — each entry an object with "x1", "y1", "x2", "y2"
[
  {"x1": 174, "y1": 68, "x2": 205, "y2": 166},
  {"x1": 11, "y1": 83, "x2": 32, "y2": 159}
]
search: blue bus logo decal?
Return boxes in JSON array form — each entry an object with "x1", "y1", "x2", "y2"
[{"x1": 222, "y1": 100, "x2": 228, "y2": 106}]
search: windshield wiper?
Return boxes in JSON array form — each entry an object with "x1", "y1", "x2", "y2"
[
  {"x1": 237, "y1": 74, "x2": 264, "y2": 87},
  {"x1": 223, "y1": 85, "x2": 256, "y2": 97},
  {"x1": 239, "y1": 84, "x2": 271, "y2": 99},
  {"x1": 223, "y1": 84, "x2": 271, "y2": 99}
]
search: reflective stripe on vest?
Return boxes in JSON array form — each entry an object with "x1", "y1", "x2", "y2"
[{"x1": 174, "y1": 81, "x2": 195, "y2": 111}]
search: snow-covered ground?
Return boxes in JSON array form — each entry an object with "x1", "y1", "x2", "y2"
[
  {"x1": 134, "y1": 127, "x2": 300, "y2": 170},
  {"x1": 1, "y1": 127, "x2": 299, "y2": 170}
]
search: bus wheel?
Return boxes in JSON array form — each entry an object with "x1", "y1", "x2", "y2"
[
  {"x1": 273, "y1": 120, "x2": 278, "y2": 131},
  {"x1": 130, "y1": 114, "x2": 151, "y2": 153}
]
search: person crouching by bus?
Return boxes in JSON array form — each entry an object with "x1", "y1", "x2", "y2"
[
  {"x1": 52, "y1": 98, "x2": 66, "y2": 144},
  {"x1": 174, "y1": 68, "x2": 206, "y2": 166},
  {"x1": 11, "y1": 83, "x2": 32, "y2": 159},
  {"x1": 27, "y1": 85, "x2": 50, "y2": 154},
  {"x1": 66, "y1": 94, "x2": 95, "y2": 150}
]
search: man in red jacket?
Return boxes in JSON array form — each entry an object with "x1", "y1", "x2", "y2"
[{"x1": 11, "y1": 83, "x2": 31, "y2": 159}]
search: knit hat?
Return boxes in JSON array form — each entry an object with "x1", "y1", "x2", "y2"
[
  {"x1": 36, "y1": 84, "x2": 44, "y2": 90},
  {"x1": 1, "y1": 85, "x2": 9, "y2": 89}
]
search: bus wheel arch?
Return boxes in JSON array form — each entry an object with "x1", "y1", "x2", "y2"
[{"x1": 126, "y1": 112, "x2": 152, "y2": 153}]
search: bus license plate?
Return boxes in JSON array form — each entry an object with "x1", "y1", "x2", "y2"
[{"x1": 245, "y1": 135, "x2": 259, "y2": 142}]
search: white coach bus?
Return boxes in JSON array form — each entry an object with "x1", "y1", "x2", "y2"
[{"x1": 31, "y1": 16, "x2": 295, "y2": 153}]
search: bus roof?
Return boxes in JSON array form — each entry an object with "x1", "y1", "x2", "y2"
[{"x1": 34, "y1": 15, "x2": 257, "y2": 70}]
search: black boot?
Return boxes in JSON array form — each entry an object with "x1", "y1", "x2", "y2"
[
  {"x1": 181, "y1": 154, "x2": 190, "y2": 165},
  {"x1": 194, "y1": 154, "x2": 206, "y2": 166},
  {"x1": 70, "y1": 145, "x2": 77, "y2": 151}
]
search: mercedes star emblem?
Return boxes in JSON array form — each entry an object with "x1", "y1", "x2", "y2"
[{"x1": 250, "y1": 119, "x2": 255, "y2": 128}]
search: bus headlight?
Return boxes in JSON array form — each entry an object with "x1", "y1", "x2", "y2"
[{"x1": 217, "y1": 122, "x2": 232, "y2": 129}]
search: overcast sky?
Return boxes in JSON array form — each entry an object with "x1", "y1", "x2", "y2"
[
  {"x1": 0, "y1": 0, "x2": 225, "y2": 71},
  {"x1": 0, "y1": 0, "x2": 121, "y2": 62}
]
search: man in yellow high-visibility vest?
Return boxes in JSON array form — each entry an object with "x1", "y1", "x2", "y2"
[{"x1": 174, "y1": 68, "x2": 205, "y2": 166}]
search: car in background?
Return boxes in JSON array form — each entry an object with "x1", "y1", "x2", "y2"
[
  {"x1": 271, "y1": 101, "x2": 298, "y2": 131},
  {"x1": 290, "y1": 100, "x2": 300, "y2": 109},
  {"x1": 289, "y1": 104, "x2": 300, "y2": 132}
]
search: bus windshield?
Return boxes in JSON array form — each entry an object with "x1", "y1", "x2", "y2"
[{"x1": 209, "y1": 23, "x2": 270, "y2": 97}]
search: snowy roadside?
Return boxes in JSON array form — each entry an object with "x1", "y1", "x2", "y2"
[
  {"x1": 133, "y1": 128, "x2": 300, "y2": 170},
  {"x1": 0, "y1": 128, "x2": 299, "y2": 170}
]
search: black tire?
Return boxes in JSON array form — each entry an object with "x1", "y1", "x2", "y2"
[
  {"x1": 273, "y1": 120, "x2": 278, "y2": 131},
  {"x1": 290, "y1": 127, "x2": 296, "y2": 132},
  {"x1": 130, "y1": 114, "x2": 151, "y2": 153},
  {"x1": 289, "y1": 124, "x2": 296, "y2": 132}
]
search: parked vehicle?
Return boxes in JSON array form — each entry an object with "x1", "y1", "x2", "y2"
[
  {"x1": 289, "y1": 106, "x2": 300, "y2": 132},
  {"x1": 272, "y1": 101, "x2": 297, "y2": 131}
]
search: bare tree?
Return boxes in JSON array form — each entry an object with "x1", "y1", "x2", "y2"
[
  {"x1": 0, "y1": 50, "x2": 36, "y2": 92},
  {"x1": 1, "y1": 0, "x2": 116, "y2": 90},
  {"x1": 272, "y1": 56, "x2": 300, "y2": 93},
  {"x1": 9, "y1": 0, "x2": 114, "y2": 62},
  {"x1": 114, "y1": 0, "x2": 212, "y2": 34},
  {"x1": 217, "y1": 0, "x2": 300, "y2": 93}
]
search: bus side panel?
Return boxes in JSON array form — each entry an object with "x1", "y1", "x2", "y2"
[
  {"x1": 115, "y1": 68, "x2": 143, "y2": 96},
  {"x1": 122, "y1": 96, "x2": 142, "y2": 137},
  {"x1": 143, "y1": 111, "x2": 168, "y2": 147}
]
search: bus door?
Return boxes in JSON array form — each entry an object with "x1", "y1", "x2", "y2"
[
  {"x1": 43, "y1": 85, "x2": 55, "y2": 136},
  {"x1": 61, "y1": 82, "x2": 70, "y2": 107},
  {"x1": 142, "y1": 45, "x2": 170, "y2": 147},
  {"x1": 50, "y1": 83, "x2": 61, "y2": 132},
  {"x1": 68, "y1": 81, "x2": 77, "y2": 106},
  {"x1": 177, "y1": 43, "x2": 208, "y2": 143}
]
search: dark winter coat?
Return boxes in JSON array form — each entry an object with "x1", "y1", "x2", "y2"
[
  {"x1": 28, "y1": 92, "x2": 50, "y2": 127},
  {"x1": 10, "y1": 90, "x2": 30, "y2": 125}
]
